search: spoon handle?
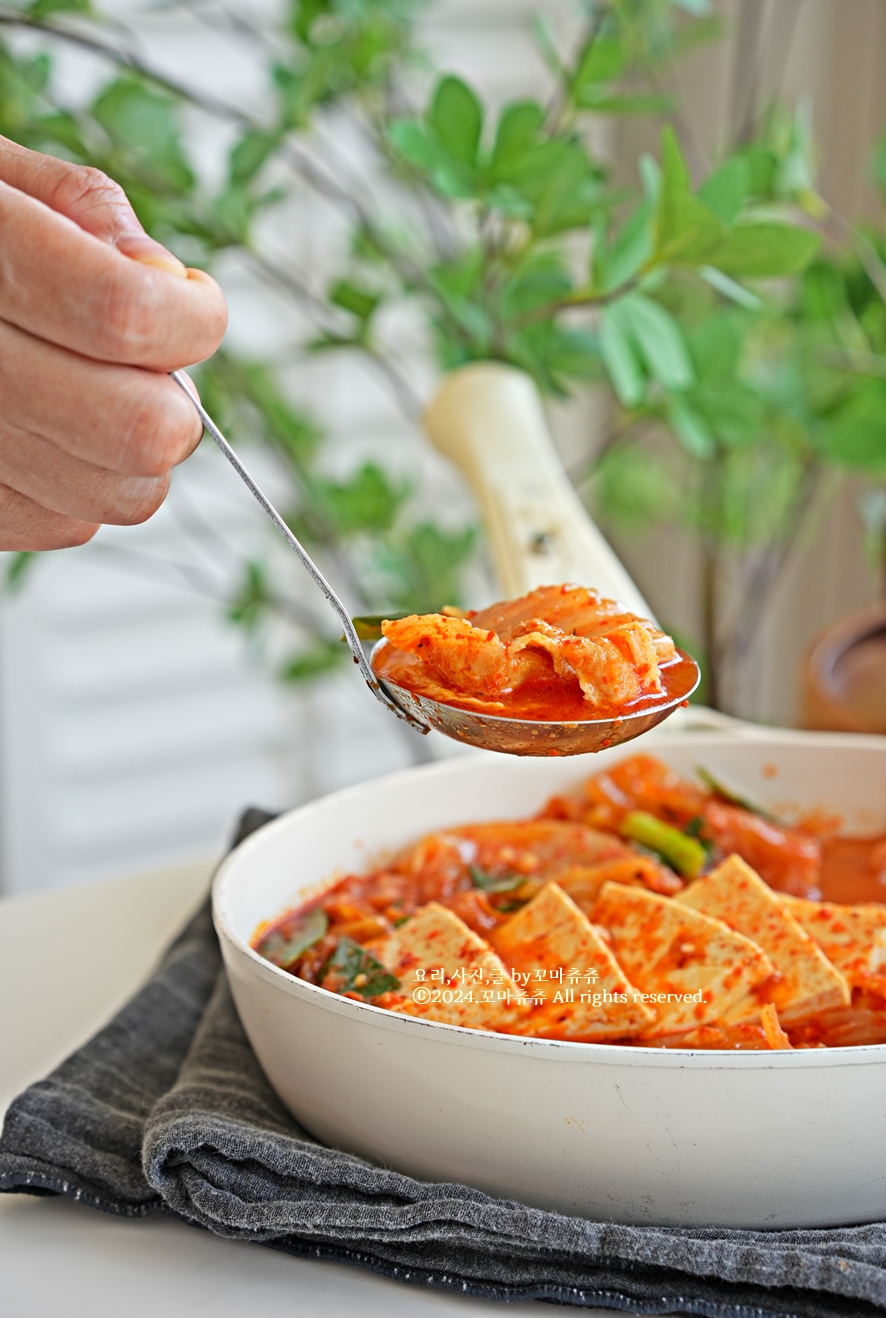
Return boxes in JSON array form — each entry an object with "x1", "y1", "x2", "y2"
[{"x1": 170, "y1": 370, "x2": 429, "y2": 734}]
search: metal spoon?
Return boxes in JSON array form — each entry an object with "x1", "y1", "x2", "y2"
[{"x1": 172, "y1": 371, "x2": 700, "y2": 755}]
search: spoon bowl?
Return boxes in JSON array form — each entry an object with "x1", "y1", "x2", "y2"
[
  {"x1": 373, "y1": 639, "x2": 700, "y2": 755},
  {"x1": 173, "y1": 367, "x2": 701, "y2": 755}
]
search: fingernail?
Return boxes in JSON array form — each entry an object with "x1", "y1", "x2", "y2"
[{"x1": 115, "y1": 232, "x2": 188, "y2": 279}]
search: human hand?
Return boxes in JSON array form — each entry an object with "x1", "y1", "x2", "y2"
[{"x1": 0, "y1": 136, "x2": 227, "y2": 551}]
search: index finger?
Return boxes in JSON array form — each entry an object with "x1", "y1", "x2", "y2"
[
  {"x1": 0, "y1": 180, "x2": 227, "y2": 370},
  {"x1": 0, "y1": 135, "x2": 186, "y2": 274}
]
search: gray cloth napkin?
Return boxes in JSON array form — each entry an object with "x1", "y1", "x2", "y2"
[{"x1": 3, "y1": 814, "x2": 886, "y2": 1318}]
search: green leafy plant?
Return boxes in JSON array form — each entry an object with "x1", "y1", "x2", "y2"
[{"x1": 2, "y1": 0, "x2": 885, "y2": 718}]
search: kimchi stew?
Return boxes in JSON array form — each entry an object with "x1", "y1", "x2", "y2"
[
  {"x1": 371, "y1": 585, "x2": 697, "y2": 721},
  {"x1": 253, "y1": 753, "x2": 886, "y2": 1050}
]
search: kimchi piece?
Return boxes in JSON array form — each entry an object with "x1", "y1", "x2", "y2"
[
  {"x1": 372, "y1": 584, "x2": 687, "y2": 721},
  {"x1": 253, "y1": 752, "x2": 886, "y2": 1049}
]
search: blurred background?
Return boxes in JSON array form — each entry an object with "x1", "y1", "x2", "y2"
[{"x1": 1, "y1": 0, "x2": 885, "y2": 895}]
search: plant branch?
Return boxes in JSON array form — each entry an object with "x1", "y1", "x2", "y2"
[
  {"x1": 509, "y1": 275, "x2": 640, "y2": 330},
  {"x1": 0, "y1": 8, "x2": 395, "y2": 248},
  {"x1": 244, "y1": 251, "x2": 422, "y2": 419},
  {"x1": 0, "y1": 8, "x2": 255, "y2": 124}
]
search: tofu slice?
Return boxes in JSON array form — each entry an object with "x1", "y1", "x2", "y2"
[
  {"x1": 592, "y1": 881, "x2": 775, "y2": 1037},
  {"x1": 677, "y1": 855, "x2": 850, "y2": 1024},
  {"x1": 779, "y1": 894, "x2": 886, "y2": 992},
  {"x1": 369, "y1": 902, "x2": 528, "y2": 1033},
  {"x1": 490, "y1": 882, "x2": 654, "y2": 1041}
]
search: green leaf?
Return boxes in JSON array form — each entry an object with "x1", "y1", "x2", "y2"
[
  {"x1": 428, "y1": 250, "x2": 491, "y2": 344},
  {"x1": 573, "y1": 36, "x2": 625, "y2": 91},
  {"x1": 592, "y1": 444, "x2": 681, "y2": 530},
  {"x1": 27, "y1": 0, "x2": 92, "y2": 18},
  {"x1": 92, "y1": 78, "x2": 193, "y2": 193},
  {"x1": 707, "y1": 222, "x2": 820, "y2": 278},
  {"x1": 667, "y1": 395, "x2": 715, "y2": 458},
  {"x1": 738, "y1": 145, "x2": 778, "y2": 199},
  {"x1": 599, "y1": 307, "x2": 645, "y2": 406},
  {"x1": 485, "y1": 184, "x2": 534, "y2": 218},
  {"x1": 699, "y1": 265, "x2": 762, "y2": 309},
  {"x1": 504, "y1": 323, "x2": 601, "y2": 395},
  {"x1": 258, "y1": 907, "x2": 328, "y2": 968},
  {"x1": 658, "y1": 123, "x2": 691, "y2": 204},
  {"x1": 315, "y1": 462, "x2": 407, "y2": 535},
  {"x1": 330, "y1": 279, "x2": 381, "y2": 323},
  {"x1": 639, "y1": 153, "x2": 661, "y2": 203},
  {"x1": 430, "y1": 246, "x2": 483, "y2": 300},
  {"x1": 281, "y1": 638, "x2": 345, "y2": 683},
  {"x1": 500, "y1": 138, "x2": 604, "y2": 237},
  {"x1": 321, "y1": 937, "x2": 400, "y2": 997},
  {"x1": 500, "y1": 256, "x2": 572, "y2": 317},
  {"x1": 427, "y1": 76, "x2": 482, "y2": 166},
  {"x1": 230, "y1": 129, "x2": 282, "y2": 186},
  {"x1": 691, "y1": 381, "x2": 764, "y2": 448},
  {"x1": 4, "y1": 551, "x2": 36, "y2": 592},
  {"x1": 618, "y1": 293, "x2": 695, "y2": 391},
  {"x1": 655, "y1": 127, "x2": 726, "y2": 265},
  {"x1": 291, "y1": 0, "x2": 331, "y2": 45},
  {"x1": 228, "y1": 560, "x2": 272, "y2": 632},
  {"x1": 389, "y1": 117, "x2": 475, "y2": 197},
  {"x1": 686, "y1": 313, "x2": 742, "y2": 378},
  {"x1": 697, "y1": 156, "x2": 749, "y2": 224},
  {"x1": 595, "y1": 201, "x2": 653, "y2": 293},
  {"x1": 491, "y1": 101, "x2": 543, "y2": 170},
  {"x1": 818, "y1": 383, "x2": 886, "y2": 473},
  {"x1": 873, "y1": 133, "x2": 886, "y2": 199},
  {"x1": 377, "y1": 523, "x2": 476, "y2": 614},
  {"x1": 389, "y1": 118, "x2": 438, "y2": 169}
]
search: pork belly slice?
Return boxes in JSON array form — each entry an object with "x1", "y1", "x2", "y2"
[
  {"x1": 677, "y1": 855, "x2": 850, "y2": 1024},
  {"x1": 592, "y1": 882, "x2": 775, "y2": 1037},
  {"x1": 368, "y1": 902, "x2": 528, "y2": 1033},
  {"x1": 779, "y1": 894, "x2": 886, "y2": 993},
  {"x1": 490, "y1": 882, "x2": 654, "y2": 1042}
]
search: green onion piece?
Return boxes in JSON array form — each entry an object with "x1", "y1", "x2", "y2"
[
  {"x1": 683, "y1": 816, "x2": 713, "y2": 854},
  {"x1": 321, "y1": 937, "x2": 401, "y2": 997},
  {"x1": 620, "y1": 811, "x2": 707, "y2": 878},
  {"x1": 258, "y1": 907, "x2": 328, "y2": 968},
  {"x1": 696, "y1": 767, "x2": 778, "y2": 822},
  {"x1": 469, "y1": 864, "x2": 525, "y2": 894}
]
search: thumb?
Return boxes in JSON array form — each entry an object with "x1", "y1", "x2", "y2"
[{"x1": 0, "y1": 134, "x2": 188, "y2": 278}]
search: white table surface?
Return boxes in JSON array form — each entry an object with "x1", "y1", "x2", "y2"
[{"x1": 0, "y1": 862, "x2": 616, "y2": 1316}]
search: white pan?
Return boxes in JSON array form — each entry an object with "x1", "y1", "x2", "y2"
[
  {"x1": 214, "y1": 366, "x2": 886, "y2": 1228},
  {"x1": 214, "y1": 721, "x2": 886, "y2": 1229}
]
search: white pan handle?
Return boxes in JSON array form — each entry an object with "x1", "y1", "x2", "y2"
[{"x1": 424, "y1": 362, "x2": 654, "y2": 620}]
